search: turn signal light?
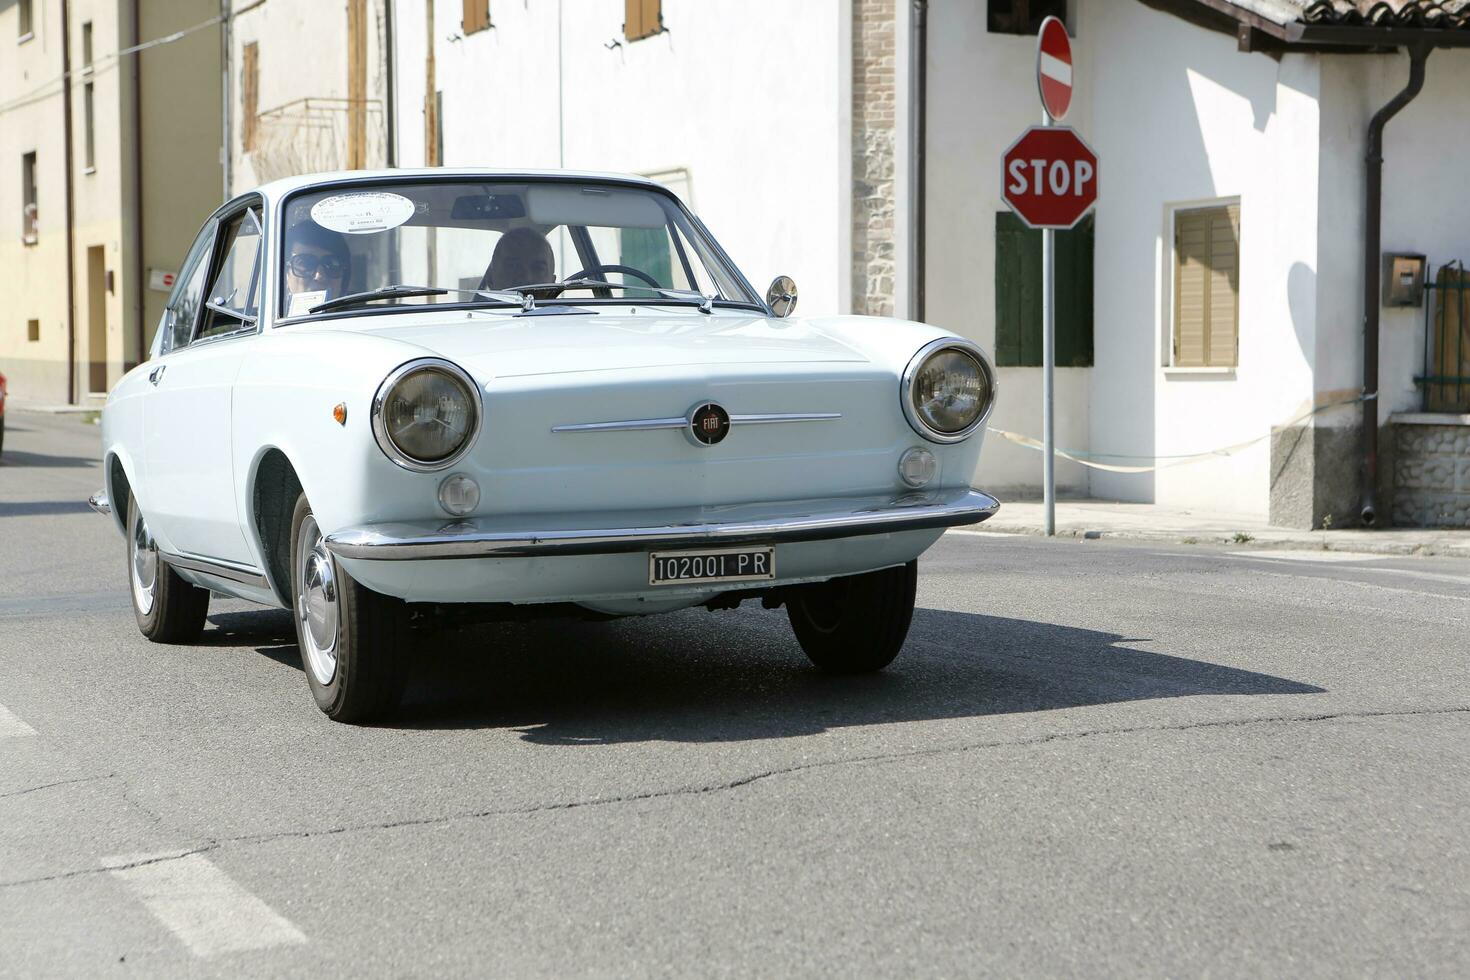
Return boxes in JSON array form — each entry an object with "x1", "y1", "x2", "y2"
[{"x1": 332, "y1": 402, "x2": 347, "y2": 426}]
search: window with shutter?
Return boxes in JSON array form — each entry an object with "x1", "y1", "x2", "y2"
[
  {"x1": 241, "y1": 42, "x2": 259, "y2": 152},
  {"x1": 993, "y1": 212, "x2": 1094, "y2": 367},
  {"x1": 462, "y1": 1, "x2": 490, "y2": 35},
  {"x1": 625, "y1": 0, "x2": 663, "y2": 41},
  {"x1": 1172, "y1": 204, "x2": 1239, "y2": 367}
]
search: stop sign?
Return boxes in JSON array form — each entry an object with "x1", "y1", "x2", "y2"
[{"x1": 1001, "y1": 126, "x2": 1098, "y2": 229}]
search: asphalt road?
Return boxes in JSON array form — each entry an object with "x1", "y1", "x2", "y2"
[{"x1": 2, "y1": 410, "x2": 1468, "y2": 977}]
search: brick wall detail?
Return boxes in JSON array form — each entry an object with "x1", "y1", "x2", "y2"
[{"x1": 852, "y1": 0, "x2": 897, "y2": 317}]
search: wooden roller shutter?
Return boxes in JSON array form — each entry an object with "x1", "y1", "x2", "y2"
[
  {"x1": 1173, "y1": 203, "x2": 1239, "y2": 367},
  {"x1": 241, "y1": 42, "x2": 259, "y2": 152},
  {"x1": 626, "y1": 0, "x2": 663, "y2": 41},
  {"x1": 463, "y1": 0, "x2": 490, "y2": 35}
]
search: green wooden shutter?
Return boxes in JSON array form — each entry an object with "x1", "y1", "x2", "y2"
[{"x1": 995, "y1": 212, "x2": 1092, "y2": 367}]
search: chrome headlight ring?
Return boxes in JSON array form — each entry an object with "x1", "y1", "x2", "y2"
[
  {"x1": 900, "y1": 337, "x2": 998, "y2": 445},
  {"x1": 370, "y1": 357, "x2": 484, "y2": 472}
]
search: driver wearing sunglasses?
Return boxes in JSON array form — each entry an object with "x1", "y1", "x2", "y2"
[{"x1": 285, "y1": 223, "x2": 351, "y2": 304}]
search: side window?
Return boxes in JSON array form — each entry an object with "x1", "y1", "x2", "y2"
[
  {"x1": 198, "y1": 208, "x2": 263, "y2": 340},
  {"x1": 162, "y1": 225, "x2": 217, "y2": 355}
]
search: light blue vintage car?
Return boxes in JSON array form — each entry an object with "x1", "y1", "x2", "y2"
[{"x1": 92, "y1": 170, "x2": 999, "y2": 722}]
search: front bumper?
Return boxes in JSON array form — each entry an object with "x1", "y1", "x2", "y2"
[{"x1": 324, "y1": 487, "x2": 999, "y2": 561}]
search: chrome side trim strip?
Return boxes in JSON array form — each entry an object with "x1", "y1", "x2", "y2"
[
  {"x1": 551, "y1": 417, "x2": 687, "y2": 433},
  {"x1": 552, "y1": 412, "x2": 841, "y2": 434},
  {"x1": 325, "y1": 488, "x2": 1000, "y2": 561},
  {"x1": 160, "y1": 550, "x2": 272, "y2": 589},
  {"x1": 729, "y1": 412, "x2": 841, "y2": 425},
  {"x1": 87, "y1": 490, "x2": 112, "y2": 516}
]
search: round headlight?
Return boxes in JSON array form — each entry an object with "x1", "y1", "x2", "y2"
[
  {"x1": 902, "y1": 339, "x2": 995, "y2": 443},
  {"x1": 372, "y1": 359, "x2": 481, "y2": 470}
]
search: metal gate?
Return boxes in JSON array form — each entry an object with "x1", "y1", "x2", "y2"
[{"x1": 1419, "y1": 263, "x2": 1470, "y2": 413}]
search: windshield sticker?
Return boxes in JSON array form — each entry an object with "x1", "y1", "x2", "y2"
[
  {"x1": 287, "y1": 289, "x2": 327, "y2": 317},
  {"x1": 310, "y1": 192, "x2": 416, "y2": 235}
]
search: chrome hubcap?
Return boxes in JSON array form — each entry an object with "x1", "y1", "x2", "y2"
[
  {"x1": 295, "y1": 515, "x2": 339, "y2": 686},
  {"x1": 130, "y1": 509, "x2": 158, "y2": 616}
]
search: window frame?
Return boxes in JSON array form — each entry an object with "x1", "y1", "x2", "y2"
[
  {"x1": 21, "y1": 151, "x2": 38, "y2": 244},
  {"x1": 986, "y1": 0, "x2": 1069, "y2": 36},
  {"x1": 1164, "y1": 198, "x2": 1241, "y2": 373},
  {"x1": 18, "y1": 0, "x2": 34, "y2": 42},
  {"x1": 196, "y1": 205, "x2": 265, "y2": 344}
]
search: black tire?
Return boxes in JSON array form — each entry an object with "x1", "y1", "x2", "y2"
[
  {"x1": 0, "y1": 414, "x2": 6, "y2": 457},
  {"x1": 289, "y1": 492, "x2": 407, "y2": 723},
  {"x1": 786, "y1": 560, "x2": 918, "y2": 674},
  {"x1": 127, "y1": 494, "x2": 209, "y2": 643}
]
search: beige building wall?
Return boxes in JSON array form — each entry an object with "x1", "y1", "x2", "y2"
[
  {"x1": 0, "y1": 0, "x2": 221, "y2": 405},
  {"x1": 1, "y1": 0, "x2": 73, "y2": 403}
]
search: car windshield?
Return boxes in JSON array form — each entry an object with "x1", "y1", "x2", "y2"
[{"x1": 277, "y1": 178, "x2": 761, "y2": 318}]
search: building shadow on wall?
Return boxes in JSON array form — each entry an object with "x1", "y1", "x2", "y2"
[{"x1": 209, "y1": 602, "x2": 1323, "y2": 741}]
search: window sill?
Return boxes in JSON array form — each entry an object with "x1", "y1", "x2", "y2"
[
  {"x1": 1164, "y1": 366, "x2": 1235, "y2": 378},
  {"x1": 83, "y1": 166, "x2": 96, "y2": 175},
  {"x1": 21, "y1": 235, "x2": 38, "y2": 247},
  {"x1": 18, "y1": 32, "x2": 34, "y2": 45}
]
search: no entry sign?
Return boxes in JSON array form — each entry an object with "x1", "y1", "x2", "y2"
[
  {"x1": 1001, "y1": 126, "x2": 1098, "y2": 229},
  {"x1": 1037, "y1": 16, "x2": 1073, "y2": 121}
]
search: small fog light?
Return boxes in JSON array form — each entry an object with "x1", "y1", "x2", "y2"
[
  {"x1": 437, "y1": 473, "x2": 480, "y2": 517},
  {"x1": 898, "y1": 447, "x2": 938, "y2": 488}
]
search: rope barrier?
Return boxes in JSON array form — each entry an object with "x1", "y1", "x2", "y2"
[{"x1": 986, "y1": 395, "x2": 1368, "y2": 474}]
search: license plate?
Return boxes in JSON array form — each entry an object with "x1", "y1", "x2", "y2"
[{"x1": 648, "y1": 547, "x2": 776, "y2": 586}]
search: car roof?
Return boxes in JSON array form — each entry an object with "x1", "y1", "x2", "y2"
[{"x1": 251, "y1": 168, "x2": 662, "y2": 203}]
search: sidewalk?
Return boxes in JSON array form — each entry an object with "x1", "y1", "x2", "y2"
[{"x1": 978, "y1": 498, "x2": 1470, "y2": 558}]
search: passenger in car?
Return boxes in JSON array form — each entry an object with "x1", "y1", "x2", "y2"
[
  {"x1": 481, "y1": 226, "x2": 555, "y2": 291},
  {"x1": 285, "y1": 223, "x2": 352, "y2": 305}
]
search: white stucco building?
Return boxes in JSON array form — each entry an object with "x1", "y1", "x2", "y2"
[{"x1": 354, "y1": 0, "x2": 1470, "y2": 528}]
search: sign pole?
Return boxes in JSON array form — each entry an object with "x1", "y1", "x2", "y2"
[{"x1": 1041, "y1": 108, "x2": 1056, "y2": 537}]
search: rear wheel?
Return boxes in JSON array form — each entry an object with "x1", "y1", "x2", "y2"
[
  {"x1": 786, "y1": 561, "x2": 918, "y2": 674},
  {"x1": 290, "y1": 493, "x2": 408, "y2": 723},
  {"x1": 127, "y1": 494, "x2": 209, "y2": 643}
]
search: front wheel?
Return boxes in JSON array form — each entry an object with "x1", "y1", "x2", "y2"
[
  {"x1": 786, "y1": 561, "x2": 918, "y2": 674},
  {"x1": 290, "y1": 493, "x2": 408, "y2": 723},
  {"x1": 127, "y1": 494, "x2": 209, "y2": 643}
]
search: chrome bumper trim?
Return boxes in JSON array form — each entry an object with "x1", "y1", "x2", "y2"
[
  {"x1": 160, "y1": 550, "x2": 272, "y2": 589},
  {"x1": 87, "y1": 490, "x2": 111, "y2": 516},
  {"x1": 324, "y1": 488, "x2": 1000, "y2": 561}
]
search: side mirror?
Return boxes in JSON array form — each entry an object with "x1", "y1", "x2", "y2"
[{"x1": 766, "y1": 276, "x2": 798, "y2": 318}]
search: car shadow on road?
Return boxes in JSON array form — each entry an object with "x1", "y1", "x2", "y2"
[
  {"x1": 210, "y1": 603, "x2": 1323, "y2": 740},
  {"x1": 0, "y1": 448, "x2": 96, "y2": 469}
]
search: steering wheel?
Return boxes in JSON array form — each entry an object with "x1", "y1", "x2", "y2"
[{"x1": 564, "y1": 264, "x2": 661, "y2": 290}]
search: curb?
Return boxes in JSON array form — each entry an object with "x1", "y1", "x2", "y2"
[{"x1": 967, "y1": 522, "x2": 1470, "y2": 559}]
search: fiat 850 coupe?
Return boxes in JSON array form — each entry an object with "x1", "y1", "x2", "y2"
[{"x1": 89, "y1": 170, "x2": 999, "y2": 722}]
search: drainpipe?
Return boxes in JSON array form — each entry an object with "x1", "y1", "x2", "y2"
[
  {"x1": 908, "y1": 0, "x2": 927, "y2": 323},
  {"x1": 384, "y1": 0, "x2": 397, "y2": 167},
  {"x1": 1360, "y1": 44, "x2": 1429, "y2": 527},
  {"x1": 62, "y1": 0, "x2": 77, "y2": 404},
  {"x1": 131, "y1": 0, "x2": 145, "y2": 367}
]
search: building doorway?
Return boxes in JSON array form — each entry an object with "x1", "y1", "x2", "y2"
[{"x1": 87, "y1": 245, "x2": 107, "y2": 394}]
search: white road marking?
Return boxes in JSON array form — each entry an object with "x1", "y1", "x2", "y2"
[
  {"x1": 1039, "y1": 51, "x2": 1072, "y2": 85},
  {"x1": 946, "y1": 529, "x2": 1015, "y2": 539},
  {"x1": 108, "y1": 852, "x2": 307, "y2": 958},
  {"x1": 1226, "y1": 550, "x2": 1384, "y2": 563},
  {"x1": 0, "y1": 702, "x2": 37, "y2": 738}
]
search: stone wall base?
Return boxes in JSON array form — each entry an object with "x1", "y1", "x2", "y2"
[
  {"x1": 1393, "y1": 421, "x2": 1470, "y2": 528},
  {"x1": 1269, "y1": 423, "x2": 1362, "y2": 529}
]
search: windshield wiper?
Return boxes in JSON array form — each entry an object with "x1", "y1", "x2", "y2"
[
  {"x1": 511, "y1": 279, "x2": 716, "y2": 314},
  {"x1": 307, "y1": 284, "x2": 534, "y2": 315},
  {"x1": 309, "y1": 285, "x2": 450, "y2": 314}
]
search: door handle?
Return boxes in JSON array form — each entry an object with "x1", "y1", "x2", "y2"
[{"x1": 148, "y1": 365, "x2": 166, "y2": 386}]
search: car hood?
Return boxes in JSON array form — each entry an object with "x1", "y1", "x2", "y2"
[{"x1": 324, "y1": 309, "x2": 871, "y2": 379}]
